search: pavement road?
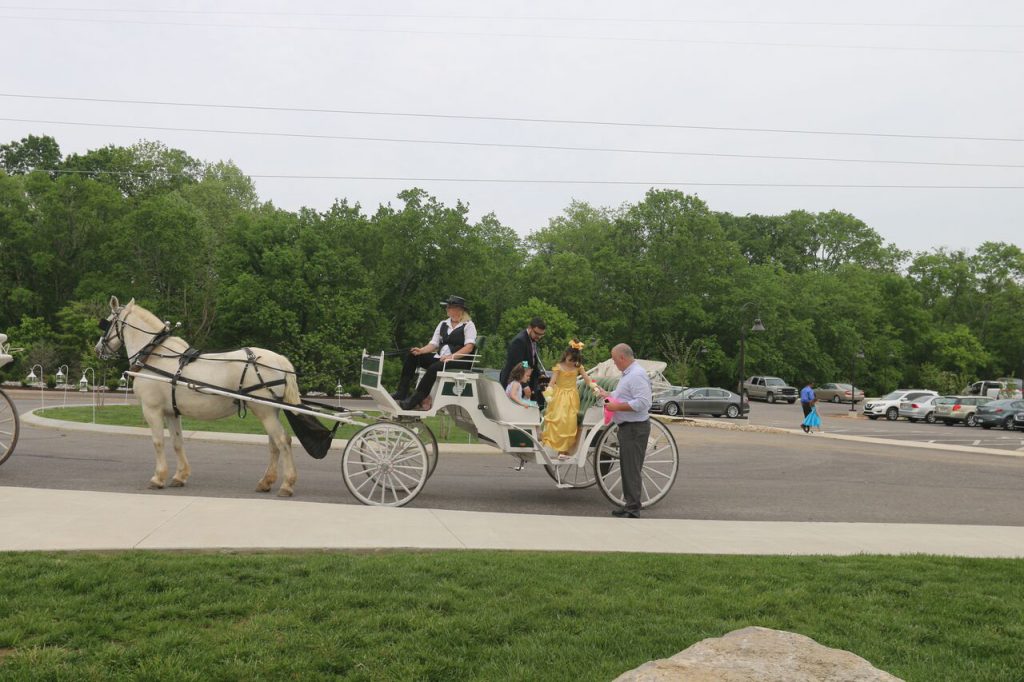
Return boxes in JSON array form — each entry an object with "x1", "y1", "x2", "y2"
[
  {"x1": 724, "y1": 399, "x2": 1024, "y2": 452},
  {"x1": 4, "y1": 390, "x2": 1023, "y2": 526}
]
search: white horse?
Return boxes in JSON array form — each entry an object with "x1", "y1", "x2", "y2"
[{"x1": 95, "y1": 296, "x2": 303, "y2": 496}]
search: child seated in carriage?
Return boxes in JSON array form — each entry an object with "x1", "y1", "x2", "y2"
[{"x1": 505, "y1": 362, "x2": 538, "y2": 408}]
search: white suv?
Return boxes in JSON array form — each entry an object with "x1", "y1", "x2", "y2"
[{"x1": 863, "y1": 389, "x2": 938, "y2": 421}]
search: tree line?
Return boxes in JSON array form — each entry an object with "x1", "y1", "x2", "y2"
[{"x1": 2, "y1": 134, "x2": 1022, "y2": 396}]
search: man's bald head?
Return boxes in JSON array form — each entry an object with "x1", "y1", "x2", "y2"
[{"x1": 611, "y1": 343, "x2": 635, "y2": 370}]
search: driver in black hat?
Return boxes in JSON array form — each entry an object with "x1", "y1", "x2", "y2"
[{"x1": 392, "y1": 295, "x2": 477, "y2": 410}]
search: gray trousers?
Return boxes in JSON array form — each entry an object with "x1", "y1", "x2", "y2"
[{"x1": 617, "y1": 420, "x2": 650, "y2": 511}]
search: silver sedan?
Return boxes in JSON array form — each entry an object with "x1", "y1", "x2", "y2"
[
  {"x1": 816, "y1": 383, "x2": 865, "y2": 404},
  {"x1": 651, "y1": 387, "x2": 750, "y2": 419}
]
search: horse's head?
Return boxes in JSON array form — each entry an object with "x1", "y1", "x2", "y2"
[{"x1": 95, "y1": 296, "x2": 133, "y2": 359}]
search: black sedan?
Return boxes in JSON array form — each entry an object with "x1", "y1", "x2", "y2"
[
  {"x1": 651, "y1": 387, "x2": 749, "y2": 418},
  {"x1": 975, "y1": 399, "x2": 1024, "y2": 430}
]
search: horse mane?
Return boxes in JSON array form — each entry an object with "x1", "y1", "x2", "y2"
[{"x1": 129, "y1": 303, "x2": 189, "y2": 351}]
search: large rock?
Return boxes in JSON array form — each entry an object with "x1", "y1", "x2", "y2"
[{"x1": 614, "y1": 626, "x2": 903, "y2": 681}]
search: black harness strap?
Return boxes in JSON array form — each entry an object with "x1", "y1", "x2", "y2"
[
  {"x1": 233, "y1": 348, "x2": 288, "y2": 417},
  {"x1": 171, "y1": 347, "x2": 203, "y2": 417}
]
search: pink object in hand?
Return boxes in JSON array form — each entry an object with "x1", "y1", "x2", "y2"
[{"x1": 603, "y1": 396, "x2": 621, "y2": 425}]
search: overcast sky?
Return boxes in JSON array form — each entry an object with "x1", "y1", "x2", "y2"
[{"x1": 2, "y1": 0, "x2": 1022, "y2": 254}]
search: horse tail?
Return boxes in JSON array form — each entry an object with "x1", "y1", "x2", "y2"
[{"x1": 281, "y1": 359, "x2": 301, "y2": 405}]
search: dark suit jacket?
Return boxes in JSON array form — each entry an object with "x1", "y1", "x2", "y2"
[{"x1": 500, "y1": 329, "x2": 544, "y2": 406}]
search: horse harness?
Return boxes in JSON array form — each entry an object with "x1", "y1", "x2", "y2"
[{"x1": 100, "y1": 310, "x2": 289, "y2": 417}]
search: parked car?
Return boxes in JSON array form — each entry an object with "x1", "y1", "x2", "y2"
[
  {"x1": 744, "y1": 376, "x2": 798, "y2": 404},
  {"x1": 652, "y1": 386, "x2": 749, "y2": 418},
  {"x1": 816, "y1": 383, "x2": 865, "y2": 404},
  {"x1": 1015, "y1": 411, "x2": 1024, "y2": 431},
  {"x1": 934, "y1": 395, "x2": 993, "y2": 426},
  {"x1": 974, "y1": 399, "x2": 1024, "y2": 430},
  {"x1": 650, "y1": 387, "x2": 687, "y2": 415},
  {"x1": 898, "y1": 395, "x2": 954, "y2": 424},
  {"x1": 862, "y1": 389, "x2": 938, "y2": 421}
]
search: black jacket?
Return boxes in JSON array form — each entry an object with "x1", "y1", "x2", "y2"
[{"x1": 499, "y1": 329, "x2": 545, "y2": 406}]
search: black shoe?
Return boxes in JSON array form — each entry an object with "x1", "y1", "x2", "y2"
[
  {"x1": 801, "y1": 424, "x2": 810, "y2": 433},
  {"x1": 611, "y1": 508, "x2": 640, "y2": 518},
  {"x1": 399, "y1": 393, "x2": 425, "y2": 411},
  {"x1": 390, "y1": 391, "x2": 407, "y2": 402}
]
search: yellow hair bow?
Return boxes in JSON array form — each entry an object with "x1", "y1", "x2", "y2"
[{"x1": 569, "y1": 340, "x2": 584, "y2": 350}]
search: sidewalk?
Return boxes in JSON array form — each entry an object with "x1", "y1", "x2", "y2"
[
  {"x1": 9, "y1": 410, "x2": 1024, "y2": 557},
  {"x1": 2, "y1": 486, "x2": 1022, "y2": 557}
]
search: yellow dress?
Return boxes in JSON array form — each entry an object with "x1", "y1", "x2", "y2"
[{"x1": 541, "y1": 367, "x2": 581, "y2": 453}]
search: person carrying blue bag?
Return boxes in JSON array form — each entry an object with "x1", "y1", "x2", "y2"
[
  {"x1": 800, "y1": 380, "x2": 817, "y2": 433},
  {"x1": 802, "y1": 405, "x2": 822, "y2": 433}
]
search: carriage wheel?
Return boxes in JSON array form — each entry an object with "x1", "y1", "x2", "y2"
[
  {"x1": 0, "y1": 389, "x2": 18, "y2": 467},
  {"x1": 407, "y1": 422, "x2": 440, "y2": 479},
  {"x1": 593, "y1": 420, "x2": 679, "y2": 509},
  {"x1": 544, "y1": 449, "x2": 598, "y2": 488},
  {"x1": 342, "y1": 423, "x2": 429, "y2": 507}
]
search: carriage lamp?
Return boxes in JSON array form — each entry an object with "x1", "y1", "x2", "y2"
[
  {"x1": 79, "y1": 374, "x2": 89, "y2": 392},
  {"x1": 119, "y1": 372, "x2": 128, "y2": 388},
  {"x1": 56, "y1": 366, "x2": 66, "y2": 383}
]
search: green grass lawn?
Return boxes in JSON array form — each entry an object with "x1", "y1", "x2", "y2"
[
  {"x1": 36, "y1": 405, "x2": 479, "y2": 444},
  {"x1": 0, "y1": 551, "x2": 1021, "y2": 681}
]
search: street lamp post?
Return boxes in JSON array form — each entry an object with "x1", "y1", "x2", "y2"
[
  {"x1": 26, "y1": 364, "x2": 44, "y2": 410},
  {"x1": 119, "y1": 371, "x2": 132, "y2": 405},
  {"x1": 56, "y1": 365, "x2": 69, "y2": 407},
  {"x1": 737, "y1": 304, "x2": 766, "y2": 420},
  {"x1": 850, "y1": 350, "x2": 865, "y2": 412},
  {"x1": 80, "y1": 368, "x2": 97, "y2": 424}
]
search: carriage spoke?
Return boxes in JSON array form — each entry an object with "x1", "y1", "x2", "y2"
[
  {"x1": 646, "y1": 443, "x2": 672, "y2": 458},
  {"x1": 342, "y1": 423, "x2": 429, "y2": 507}
]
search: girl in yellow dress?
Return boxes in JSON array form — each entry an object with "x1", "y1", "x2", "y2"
[{"x1": 541, "y1": 340, "x2": 598, "y2": 460}]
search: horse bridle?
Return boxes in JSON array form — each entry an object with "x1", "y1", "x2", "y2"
[{"x1": 97, "y1": 306, "x2": 170, "y2": 366}]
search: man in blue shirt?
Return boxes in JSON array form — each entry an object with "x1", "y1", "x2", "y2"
[
  {"x1": 601, "y1": 343, "x2": 652, "y2": 518},
  {"x1": 800, "y1": 381, "x2": 816, "y2": 432}
]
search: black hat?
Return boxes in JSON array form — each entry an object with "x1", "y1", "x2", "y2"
[{"x1": 440, "y1": 295, "x2": 469, "y2": 310}]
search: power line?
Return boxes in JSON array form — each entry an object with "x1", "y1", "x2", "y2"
[
  {"x1": 2, "y1": 14, "x2": 1022, "y2": 54},
  {"x1": 34, "y1": 169, "x2": 1024, "y2": 189},
  {"x1": 3, "y1": 93, "x2": 1021, "y2": 144},
  {"x1": 2, "y1": 6, "x2": 1022, "y2": 29},
  {"x1": 3, "y1": 116, "x2": 1022, "y2": 169}
]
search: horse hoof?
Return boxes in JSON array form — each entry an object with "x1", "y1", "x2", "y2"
[
  {"x1": 169, "y1": 479, "x2": 185, "y2": 488},
  {"x1": 276, "y1": 488, "x2": 294, "y2": 498},
  {"x1": 148, "y1": 481, "x2": 165, "y2": 490},
  {"x1": 255, "y1": 483, "x2": 272, "y2": 493}
]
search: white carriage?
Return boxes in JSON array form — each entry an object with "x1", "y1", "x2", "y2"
[
  {"x1": 0, "y1": 334, "x2": 19, "y2": 467},
  {"x1": 341, "y1": 349, "x2": 681, "y2": 508},
  {"x1": 95, "y1": 297, "x2": 679, "y2": 507}
]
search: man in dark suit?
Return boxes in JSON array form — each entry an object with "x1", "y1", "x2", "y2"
[{"x1": 500, "y1": 317, "x2": 547, "y2": 409}]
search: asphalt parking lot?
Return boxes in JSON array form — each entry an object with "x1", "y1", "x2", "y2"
[{"x1": 730, "y1": 400, "x2": 1024, "y2": 453}]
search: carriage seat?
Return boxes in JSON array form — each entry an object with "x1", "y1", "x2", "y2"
[
  {"x1": 577, "y1": 377, "x2": 619, "y2": 425},
  {"x1": 476, "y1": 374, "x2": 541, "y2": 425},
  {"x1": 468, "y1": 335, "x2": 485, "y2": 371}
]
